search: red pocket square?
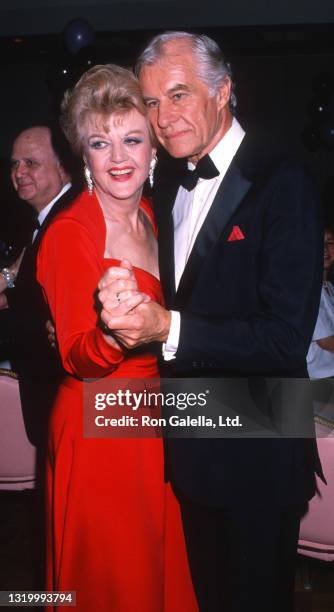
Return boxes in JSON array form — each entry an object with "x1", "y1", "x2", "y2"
[{"x1": 227, "y1": 226, "x2": 245, "y2": 241}]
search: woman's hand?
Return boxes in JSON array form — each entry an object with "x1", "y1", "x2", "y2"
[
  {"x1": 316, "y1": 336, "x2": 334, "y2": 352},
  {"x1": 0, "y1": 248, "x2": 25, "y2": 292},
  {"x1": 98, "y1": 259, "x2": 150, "y2": 316}
]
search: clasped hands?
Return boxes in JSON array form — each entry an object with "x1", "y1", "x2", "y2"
[{"x1": 98, "y1": 259, "x2": 171, "y2": 349}]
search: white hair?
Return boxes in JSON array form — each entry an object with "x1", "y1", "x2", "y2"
[{"x1": 135, "y1": 31, "x2": 237, "y2": 111}]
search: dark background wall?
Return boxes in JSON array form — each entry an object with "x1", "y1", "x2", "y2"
[{"x1": 1, "y1": 0, "x2": 334, "y2": 36}]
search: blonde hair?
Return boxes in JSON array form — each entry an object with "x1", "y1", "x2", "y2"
[{"x1": 61, "y1": 64, "x2": 154, "y2": 154}]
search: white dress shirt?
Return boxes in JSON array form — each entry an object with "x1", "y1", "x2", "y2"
[
  {"x1": 307, "y1": 282, "x2": 334, "y2": 379},
  {"x1": 32, "y1": 182, "x2": 72, "y2": 243},
  {"x1": 163, "y1": 118, "x2": 245, "y2": 360}
]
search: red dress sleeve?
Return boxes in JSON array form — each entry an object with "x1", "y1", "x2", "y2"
[{"x1": 37, "y1": 216, "x2": 124, "y2": 379}]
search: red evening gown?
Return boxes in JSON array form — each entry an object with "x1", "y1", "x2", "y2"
[{"x1": 37, "y1": 190, "x2": 197, "y2": 612}]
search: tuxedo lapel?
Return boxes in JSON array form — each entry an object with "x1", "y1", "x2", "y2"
[
  {"x1": 18, "y1": 186, "x2": 79, "y2": 281},
  {"x1": 155, "y1": 178, "x2": 179, "y2": 308},
  {"x1": 33, "y1": 186, "x2": 78, "y2": 251},
  {"x1": 174, "y1": 162, "x2": 251, "y2": 309}
]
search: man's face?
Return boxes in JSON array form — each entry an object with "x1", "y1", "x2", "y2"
[
  {"x1": 11, "y1": 127, "x2": 66, "y2": 212},
  {"x1": 139, "y1": 39, "x2": 232, "y2": 163}
]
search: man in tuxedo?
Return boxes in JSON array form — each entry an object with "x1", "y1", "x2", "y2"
[
  {"x1": 99, "y1": 32, "x2": 323, "y2": 611},
  {"x1": 0, "y1": 124, "x2": 80, "y2": 589},
  {"x1": 0, "y1": 124, "x2": 80, "y2": 448}
]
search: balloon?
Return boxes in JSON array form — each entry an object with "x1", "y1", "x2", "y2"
[
  {"x1": 301, "y1": 124, "x2": 320, "y2": 152},
  {"x1": 63, "y1": 19, "x2": 95, "y2": 55}
]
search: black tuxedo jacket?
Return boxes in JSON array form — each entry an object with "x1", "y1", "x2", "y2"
[
  {"x1": 0, "y1": 186, "x2": 79, "y2": 447},
  {"x1": 154, "y1": 134, "x2": 323, "y2": 507}
]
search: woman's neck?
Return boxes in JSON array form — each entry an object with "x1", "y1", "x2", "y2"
[{"x1": 95, "y1": 189, "x2": 143, "y2": 229}]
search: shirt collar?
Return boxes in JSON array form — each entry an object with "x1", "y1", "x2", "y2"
[
  {"x1": 37, "y1": 182, "x2": 72, "y2": 226},
  {"x1": 188, "y1": 117, "x2": 245, "y2": 175}
]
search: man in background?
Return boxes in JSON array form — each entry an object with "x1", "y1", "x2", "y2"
[
  {"x1": 0, "y1": 124, "x2": 80, "y2": 447},
  {"x1": 0, "y1": 124, "x2": 80, "y2": 589}
]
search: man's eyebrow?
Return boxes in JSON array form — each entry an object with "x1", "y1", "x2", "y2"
[
  {"x1": 11, "y1": 157, "x2": 39, "y2": 164},
  {"x1": 167, "y1": 84, "x2": 189, "y2": 94},
  {"x1": 143, "y1": 84, "x2": 190, "y2": 101},
  {"x1": 143, "y1": 95, "x2": 158, "y2": 102},
  {"x1": 10, "y1": 157, "x2": 23, "y2": 165}
]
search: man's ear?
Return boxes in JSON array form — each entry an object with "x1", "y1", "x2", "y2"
[
  {"x1": 58, "y1": 163, "x2": 66, "y2": 179},
  {"x1": 57, "y1": 161, "x2": 69, "y2": 183},
  {"x1": 217, "y1": 77, "x2": 231, "y2": 111}
]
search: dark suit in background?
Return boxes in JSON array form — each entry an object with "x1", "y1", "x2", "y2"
[
  {"x1": 1, "y1": 123, "x2": 82, "y2": 448},
  {"x1": 0, "y1": 184, "x2": 79, "y2": 590},
  {"x1": 1, "y1": 185, "x2": 78, "y2": 448},
  {"x1": 0, "y1": 124, "x2": 81, "y2": 590}
]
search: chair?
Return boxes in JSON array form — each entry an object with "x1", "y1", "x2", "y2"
[
  {"x1": 298, "y1": 417, "x2": 334, "y2": 564},
  {"x1": 0, "y1": 369, "x2": 36, "y2": 490}
]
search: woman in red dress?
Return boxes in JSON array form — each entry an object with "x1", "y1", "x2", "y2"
[{"x1": 37, "y1": 64, "x2": 197, "y2": 611}]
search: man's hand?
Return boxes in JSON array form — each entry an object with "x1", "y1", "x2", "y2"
[
  {"x1": 46, "y1": 319, "x2": 56, "y2": 348},
  {"x1": 0, "y1": 275, "x2": 7, "y2": 294},
  {"x1": 100, "y1": 300, "x2": 171, "y2": 349},
  {"x1": 0, "y1": 291, "x2": 8, "y2": 310},
  {"x1": 13, "y1": 248, "x2": 25, "y2": 275},
  {"x1": 0, "y1": 248, "x2": 25, "y2": 293}
]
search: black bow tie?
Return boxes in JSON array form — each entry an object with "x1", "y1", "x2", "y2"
[{"x1": 180, "y1": 154, "x2": 219, "y2": 191}]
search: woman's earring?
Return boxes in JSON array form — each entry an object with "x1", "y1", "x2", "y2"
[
  {"x1": 84, "y1": 164, "x2": 94, "y2": 195},
  {"x1": 149, "y1": 155, "x2": 157, "y2": 188}
]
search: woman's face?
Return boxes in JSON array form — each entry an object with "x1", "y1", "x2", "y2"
[
  {"x1": 324, "y1": 230, "x2": 334, "y2": 271},
  {"x1": 82, "y1": 109, "x2": 155, "y2": 205}
]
